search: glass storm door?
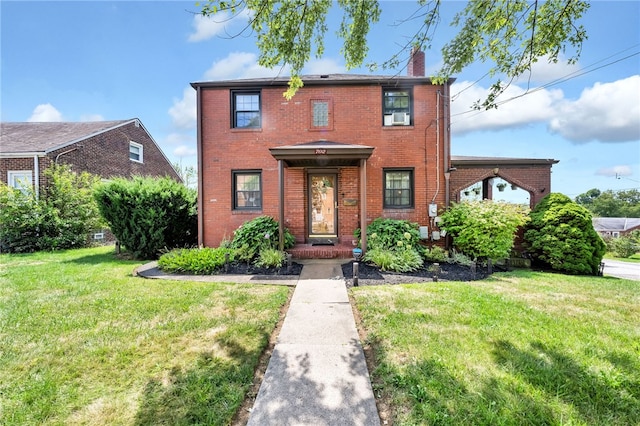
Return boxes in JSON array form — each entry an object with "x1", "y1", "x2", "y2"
[{"x1": 309, "y1": 174, "x2": 338, "y2": 239}]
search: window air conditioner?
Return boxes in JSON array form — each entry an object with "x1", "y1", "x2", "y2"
[{"x1": 392, "y1": 112, "x2": 410, "y2": 126}]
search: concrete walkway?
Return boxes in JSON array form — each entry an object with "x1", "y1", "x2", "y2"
[{"x1": 247, "y1": 261, "x2": 380, "y2": 426}]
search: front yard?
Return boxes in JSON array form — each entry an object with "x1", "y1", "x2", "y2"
[
  {"x1": 352, "y1": 271, "x2": 640, "y2": 425},
  {"x1": 2, "y1": 247, "x2": 638, "y2": 425},
  {"x1": 0, "y1": 246, "x2": 290, "y2": 425}
]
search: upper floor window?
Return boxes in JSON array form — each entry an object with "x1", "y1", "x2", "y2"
[
  {"x1": 129, "y1": 141, "x2": 143, "y2": 163},
  {"x1": 233, "y1": 170, "x2": 262, "y2": 210},
  {"x1": 233, "y1": 91, "x2": 261, "y2": 129},
  {"x1": 383, "y1": 89, "x2": 412, "y2": 126},
  {"x1": 311, "y1": 99, "x2": 333, "y2": 130},
  {"x1": 383, "y1": 168, "x2": 414, "y2": 208},
  {"x1": 7, "y1": 170, "x2": 33, "y2": 194}
]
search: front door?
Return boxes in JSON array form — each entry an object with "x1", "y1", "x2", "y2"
[{"x1": 308, "y1": 173, "x2": 338, "y2": 243}]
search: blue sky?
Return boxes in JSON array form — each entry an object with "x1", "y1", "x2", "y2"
[{"x1": 2, "y1": 1, "x2": 639, "y2": 201}]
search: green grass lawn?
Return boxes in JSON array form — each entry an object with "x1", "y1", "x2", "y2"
[
  {"x1": 0, "y1": 246, "x2": 290, "y2": 425},
  {"x1": 352, "y1": 271, "x2": 640, "y2": 425},
  {"x1": 605, "y1": 252, "x2": 640, "y2": 263}
]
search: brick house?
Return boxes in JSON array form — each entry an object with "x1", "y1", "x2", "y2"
[
  {"x1": 192, "y1": 52, "x2": 557, "y2": 258},
  {"x1": 1, "y1": 118, "x2": 180, "y2": 196}
]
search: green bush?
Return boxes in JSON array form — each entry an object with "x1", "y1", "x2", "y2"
[
  {"x1": 255, "y1": 248, "x2": 286, "y2": 268},
  {"x1": 364, "y1": 218, "x2": 422, "y2": 252},
  {"x1": 609, "y1": 230, "x2": 639, "y2": 259},
  {"x1": 158, "y1": 247, "x2": 235, "y2": 274},
  {"x1": 424, "y1": 246, "x2": 448, "y2": 263},
  {"x1": 360, "y1": 218, "x2": 424, "y2": 272},
  {"x1": 524, "y1": 193, "x2": 606, "y2": 275},
  {"x1": 441, "y1": 200, "x2": 530, "y2": 261},
  {"x1": 0, "y1": 165, "x2": 102, "y2": 253},
  {"x1": 94, "y1": 176, "x2": 197, "y2": 259},
  {"x1": 230, "y1": 216, "x2": 295, "y2": 261}
]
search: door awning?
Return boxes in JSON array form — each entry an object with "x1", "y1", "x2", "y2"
[{"x1": 269, "y1": 141, "x2": 374, "y2": 167}]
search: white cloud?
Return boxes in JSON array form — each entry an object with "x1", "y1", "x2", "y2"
[
  {"x1": 80, "y1": 113, "x2": 104, "y2": 122},
  {"x1": 27, "y1": 103, "x2": 63, "y2": 122},
  {"x1": 450, "y1": 81, "x2": 563, "y2": 134},
  {"x1": 549, "y1": 75, "x2": 640, "y2": 143},
  {"x1": 165, "y1": 132, "x2": 194, "y2": 145},
  {"x1": 450, "y1": 75, "x2": 640, "y2": 144},
  {"x1": 596, "y1": 165, "x2": 632, "y2": 177},
  {"x1": 303, "y1": 58, "x2": 346, "y2": 75},
  {"x1": 519, "y1": 54, "x2": 581, "y2": 84},
  {"x1": 174, "y1": 145, "x2": 197, "y2": 157},
  {"x1": 203, "y1": 51, "x2": 288, "y2": 80},
  {"x1": 188, "y1": 9, "x2": 251, "y2": 42},
  {"x1": 169, "y1": 87, "x2": 197, "y2": 130}
]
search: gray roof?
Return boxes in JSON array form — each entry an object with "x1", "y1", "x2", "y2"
[
  {"x1": 1, "y1": 120, "x2": 133, "y2": 154},
  {"x1": 592, "y1": 217, "x2": 640, "y2": 232},
  {"x1": 191, "y1": 73, "x2": 455, "y2": 89},
  {"x1": 451, "y1": 155, "x2": 559, "y2": 166}
]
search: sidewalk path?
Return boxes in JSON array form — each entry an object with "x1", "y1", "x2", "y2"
[{"x1": 247, "y1": 261, "x2": 381, "y2": 426}]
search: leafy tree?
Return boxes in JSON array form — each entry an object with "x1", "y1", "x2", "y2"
[
  {"x1": 94, "y1": 176, "x2": 197, "y2": 259},
  {"x1": 524, "y1": 193, "x2": 606, "y2": 275},
  {"x1": 575, "y1": 188, "x2": 640, "y2": 217},
  {"x1": 199, "y1": 0, "x2": 589, "y2": 104},
  {"x1": 608, "y1": 230, "x2": 640, "y2": 259},
  {"x1": 440, "y1": 200, "x2": 530, "y2": 261},
  {"x1": 172, "y1": 161, "x2": 198, "y2": 188},
  {"x1": 0, "y1": 165, "x2": 102, "y2": 253}
]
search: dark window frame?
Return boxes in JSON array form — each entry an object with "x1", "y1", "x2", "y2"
[
  {"x1": 382, "y1": 88, "x2": 413, "y2": 126},
  {"x1": 231, "y1": 90, "x2": 261, "y2": 129},
  {"x1": 383, "y1": 168, "x2": 414, "y2": 209},
  {"x1": 232, "y1": 170, "x2": 262, "y2": 210}
]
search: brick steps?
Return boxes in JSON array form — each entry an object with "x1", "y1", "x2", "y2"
[{"x1": 287, "y1": 243, "x2": 356, "y2": 259}]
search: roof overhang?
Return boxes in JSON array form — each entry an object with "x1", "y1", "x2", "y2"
[
  {"x1": 270, "y1": 141, "x2": 374, "y2": 168},
  {"x1": 451, "y1": 155, "x2": 559, "y2": 167}
]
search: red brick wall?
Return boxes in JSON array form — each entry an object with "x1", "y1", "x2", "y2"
[
  {"x1": 449, "y1": 164, "x2": 553, "y2": 208},
  {"x1": 47, "y1": 121, "x2": 180, "y2": 181},
  {"x1": 1, "y1": 121, "x2": 180, "y2": 189},
  {"x1": 199, "y1": 82, "x2": 449, "y2": 247}
]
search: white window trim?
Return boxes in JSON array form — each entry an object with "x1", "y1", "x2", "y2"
[
  {"x1": 129, "y1": 141, "x2": 143, "y2": 163},
  {"x1": 7, "y1": 170, "x2": 33, "y2": 192}
]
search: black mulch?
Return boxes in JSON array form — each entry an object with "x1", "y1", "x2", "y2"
[
  {"x1": 222, "y1": 261, "x2": 304, "y2": 276},
  {"x1": 341, "y1": 260, "x2": 494, "y2": 288},
  {"x1": 218, "y1": 260, "x2": 496, "y2": 287}
]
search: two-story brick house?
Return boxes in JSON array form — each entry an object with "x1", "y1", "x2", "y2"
[
  {"x1": 0, "y1": 118, "x2": 181, "y2": 196},
  {"x1": 192, "y1": 51, "x2": 457, "y2": 257}
]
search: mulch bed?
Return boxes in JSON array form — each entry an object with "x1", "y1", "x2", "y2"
[
  {"x1": 217, "y1": 259, "x2": 496, "y2": 287},
  {"x1": 340, "y1": 260, "x2": 493, "y2": 288}
]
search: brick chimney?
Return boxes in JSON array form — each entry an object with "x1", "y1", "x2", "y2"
[{"x1": 407, "y1": 47, "x2": 425, "y2": 77}]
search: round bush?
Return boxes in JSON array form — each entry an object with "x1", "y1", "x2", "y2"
[{"x1": 524, "y1": 193, "x2": 606, "y2": 275}]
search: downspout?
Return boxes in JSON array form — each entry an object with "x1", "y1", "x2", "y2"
[
  {"x1": 196, "y1": 85, "x2": 204, "y2": 247},
  {"x1": 33, "y1": 155, "x2": 40, "y2": 199},
  {"x1": 55, "y1": 146, "x2": 79, "y2": 164},
  {"x1": 431, "y1": 91, "x2": 440, "y2": 203},
  {"x1": 443, "y1": 81, "x2": 451, "y2": 208}
]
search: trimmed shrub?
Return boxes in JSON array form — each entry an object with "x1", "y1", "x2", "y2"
[
  {"x1": 230, "y1": 216, "x2": 295, "y2": 261},
  {"x1": 441, "y1": 200, "x2": 530, "y2": 262},
  {"x1": 158, "y1": 247, "x2": 235, "y2": 274},
  {"x1": 524, "y1": 193, "x2": 606, "y2": 275},
  {"x1": 0, "y1": 165, "x2": 102, "y2": 253},
  {"x1": 94, "y1": 176, "x2": 197, "y2": 259}
]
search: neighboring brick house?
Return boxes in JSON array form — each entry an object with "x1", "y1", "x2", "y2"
[
  {"x1": 593, "y1": 217, "x2": 640, "y2": 238},
  {"x1": 0, "y1": 118, "x2": 181, "y2": 195},
  {"x1": 191, "y1": 52, "x2": 557, "y2": 258}
]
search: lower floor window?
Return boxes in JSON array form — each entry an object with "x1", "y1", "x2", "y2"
[
  {"x1": 7, "y1": 170, "x2": 33, "y2": 194},
  {"x1": 384, "y1": 168, "x2": 414, "y2": 208},
  {"x1": 233, "y1": 170, "x2": 262, "y2": 210}
]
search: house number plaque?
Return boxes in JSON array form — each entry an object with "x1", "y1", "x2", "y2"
[{"x1": 315, "y1": 149, "x2": 327, "y2": 154}]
